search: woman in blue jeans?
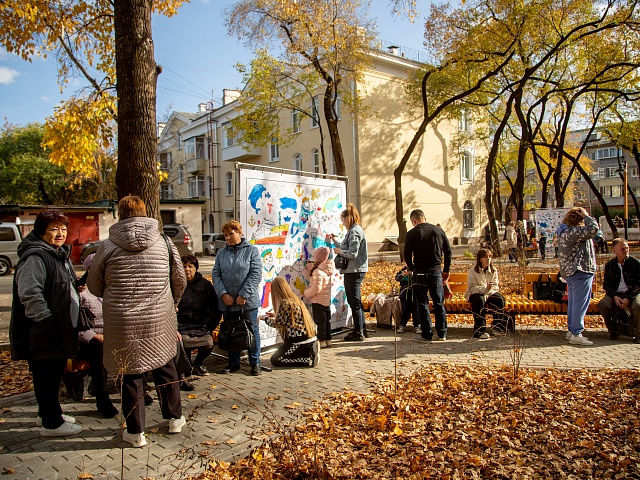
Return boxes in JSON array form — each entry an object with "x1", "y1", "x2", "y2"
[
  {"x1": 212, "y1": 220, "x2": 263, "y2": 375},
  {"x1": 330, "y1": 203, "x2": 369, "y2": 341}
]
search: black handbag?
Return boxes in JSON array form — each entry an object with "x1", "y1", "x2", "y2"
[
  {"x1": 334, "y1": 254, "x2": 349, "y2": 270},
  {"x1": 174, "y1": 341, "x2": 192, "y2": 377},
  {"x1": 533, "y1": 274, "x2": 556, "y2": 300},
  {"x1": 552, "y1": 272, "x2": 568, "y2": 303},
  {"x1": 217, "y1": 310, "x2": 256, "y2": 351},
  {"x1": 78, "y1": 305, "x2": 95, "y2": 331}
]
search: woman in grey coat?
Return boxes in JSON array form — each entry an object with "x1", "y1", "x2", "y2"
[
  {"x1": 212, "y1": 220, "x2": 262, "y2": 375},
  {"x1": 329, "y1": 203, "x2": 368, "y2": 341}
]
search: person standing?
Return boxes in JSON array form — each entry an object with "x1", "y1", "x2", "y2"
[
  {"x1": 11, "y1": 210, "x2": 82, "y2": 437},
  {"x1": 404, "y1": 209, "x2": 451, "y2": 341},
  {"x1": 538, "y1": 232, "x2": 547, "y2": 260},
  {"x1": 556, "y1": 207, "x2": 599, "y2": 346},
  {"x1": 505, "y1": 222, "x2": 517, "y2": 262},
  {"x1": 598, "y1": 238, "x2": 640, "y2": 343},
  {"x1": 304, "y1": 247, "x2": 334, "y2": 347},
  {"x1": 88, "y1": 196, "x2": 187, "y2": 448},
  {"x1": 329, "y1": 203, "x2": 368, "y2": 341},
  {"x1": 212, "y1": 220, "x2": 262, "y2": 375}
]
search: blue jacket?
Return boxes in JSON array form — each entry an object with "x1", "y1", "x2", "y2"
[
  {"x1": 212, "y1": 238, "x2": 262, "y2": 311},
  {"x1": 336, "y1": 224, "x2": 368, "y2": 273}
]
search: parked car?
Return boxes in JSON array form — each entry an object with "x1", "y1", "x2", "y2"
[
  {"x1": 213, "y1": 234, "x2": 227, "y2": 254},
  {"x1": 202, "y1": 233, "x2": 220, "y2": 256},
  {"x1": 162, "y1": 223, "x2": 193, "y2": 257},
  {"x1": 0, "y1": 222, "x2": 21, "y2": 276},
  {"x1": 81, "y1": 240, "x2": 103, "y2": 262}
]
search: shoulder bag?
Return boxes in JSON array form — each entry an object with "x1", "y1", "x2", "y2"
[
  {"x1": 174, "y1": 341, "x2": 192, "y2": 377},
  {"x1": 334, "y1": 231, "x2": 350, "y2": 271},
  {"x1": 78, "y1": 305, "x2": 95, "y2": 331},
  {"x1": 217, "y1": 308, "x2": 256, "y2": 351},
  {"x1": 533, "y1": 274, "x2": 555, "y2": 300}
]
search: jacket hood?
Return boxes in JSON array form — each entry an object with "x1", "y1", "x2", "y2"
[
  {"x1": 556, "y1": 223, "x2": 569, "y2": 236},
  {"x1": 17, "y1": 230, "x2": 71, "y2": 260},
  {"x1": 109, "y1": 217, "x2": 160, "y2": 252},
  {"x1": 227, "y1": 237, "x2": 251, "y2": 250}
]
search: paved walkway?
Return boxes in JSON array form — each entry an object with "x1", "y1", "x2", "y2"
[{"x1": 0, "y1": 325, "x2": 638, "y2": 479}]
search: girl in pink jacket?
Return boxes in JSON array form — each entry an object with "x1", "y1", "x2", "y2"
[{"x1": 304, "y1": 247, "x2": 334, "y2": 347}]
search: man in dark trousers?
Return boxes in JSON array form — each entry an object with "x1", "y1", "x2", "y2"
[
  {"x1": 598, "y1": 238, "x2": 640, "y2": 343},
  {"x1": 404, "y1": 209, "x2": 452, "y2": 341}
]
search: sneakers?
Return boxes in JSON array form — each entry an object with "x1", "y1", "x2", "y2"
[
  {"x1": 319, "y1": 340, "x2": 327, "y2": 348},
  {"x1": 168, "y1": 415, "x2": 186, "y2": 434},
  {"x1": 414, "y1": 326, "x2": 422, "y2": 335},
  {"x1": 569, "y1": 334, "x2": 593, "y2": 346},
  {"x1": 478, "y1": 332, "x2": 490, "y2": 340},
  {"x1": 193, "y1": 364, "x2": 209, "y2": 376},
  {"x1": 36, "y1": 414, "x2": 75, "y2": 427},
  {"x1": 566, "y1": 331, "x2": 572, "y2": 341},
  {"x1": 396, "y1": 326, "x2": 406, "y2": 333},
  {"x1": 325, "y1": 339, "x2": 332, "y2": 347},
  {"x1": 436, "y1": 335, "x2": 447, "y2": 341},
  {"x1": 251, "y1": 364, "x2": 262, "y2": 376},
  {"x1": 123, "y1": 430, "x2": 147, "y2": 447},
  {"x1": 344, "y1": 331, "x2": 365, "y2": 342},
  {"x1": 41, "y1": 421, "x2": 82, "y2": 437}
]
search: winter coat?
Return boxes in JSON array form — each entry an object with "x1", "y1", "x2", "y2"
[
  {"x1": 334, "y1": 224, "x2": 368, "y2": 273},
  {"x1": 212, "y1": 237, "x2": 262, "y2": 311},
  {"x1": 177, "y1": 272, "x2": 220, "y2": 337},
  {"x1": 87, "y1": 217, "x2": 187, "y2": 375},
  {"x1": 602, "y1": 255, "x2": 640, "y2": 299},
  {"x1": 10, "y1": 232, "x2": 79, "y2": 361},
  {"x1": 78, "y1": 289, "x2": 104, "y2": 343},
  {"x1": 556, "y1": 216, "x2": 598, "y2": 278},
  {"x1": 505, "y1": 226, "x2": 517, "y2": 249},
  {"x1": 369, "y1": 294, "x2": 401, "y2": 327},
  {"x1": 464, "y1": 267, "x2": 499, "y2": 301},
  {"x1": 304, "y1": 261, "x2": 334, "y2": 306}
]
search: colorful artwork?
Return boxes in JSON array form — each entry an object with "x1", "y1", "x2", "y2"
[
  {"x1": 239, "y1": 167, "x2": 350, "y2": 347},
  {"x1": 535, "y1": 208, "x2": 569, "y2": 252}
]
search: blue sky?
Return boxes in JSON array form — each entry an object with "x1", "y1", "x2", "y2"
[{"x1": 0, "y1": 1, "x2": 428, "y2": 126}]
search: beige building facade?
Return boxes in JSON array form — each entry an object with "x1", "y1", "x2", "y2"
[{"x1": 158, "y1": 49, "x2": 487, "y2": 249}]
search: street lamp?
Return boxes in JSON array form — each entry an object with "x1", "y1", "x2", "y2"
[{"x1": 616, "y1": 162, "x2": 628, "y2": 240}]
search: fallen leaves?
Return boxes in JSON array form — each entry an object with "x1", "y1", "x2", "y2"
[
  {"x1": 201, "y1": 365, "x2": 640, "y2": 479},
  {"x1": 0, "y1": 351, "x2": 31, "y2": 398}
]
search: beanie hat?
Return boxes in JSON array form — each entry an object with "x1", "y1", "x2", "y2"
[
  {"x1": 83, "y1": 253, "x2": 95, "y2": 272},
  {"x1": 313, "y1": 247, "x2": 330, "y2": 263}
]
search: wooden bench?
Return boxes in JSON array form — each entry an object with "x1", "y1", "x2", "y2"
[{"x1": 440, "y1": 272, "x2": 600, "y2": 315}]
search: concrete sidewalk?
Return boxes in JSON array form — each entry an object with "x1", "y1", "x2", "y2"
[{"x1": 0, "y1": 325, "x2": 638, "y2": 479}]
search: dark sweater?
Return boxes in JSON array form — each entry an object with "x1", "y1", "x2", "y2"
[
  {"x1": 177, "y1": 272, "x2": 221, "y2": 337},
  {"x1": 404, "y1": 222, "x2": 452, "y2": 273}
]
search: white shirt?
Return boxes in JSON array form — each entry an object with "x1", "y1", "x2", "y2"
[{"x1": 617, "y1": 262, "x2": 628, "y2": 293}]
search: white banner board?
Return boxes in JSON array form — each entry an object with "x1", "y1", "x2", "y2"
[
  {"x1": 535, "y1": 208, "x2": 569, "y2": 252},
  {"x1": 238, "y1": 167, "x2": 350, "y2": 347}
]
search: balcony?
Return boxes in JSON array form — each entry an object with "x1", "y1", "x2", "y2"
[
  {"x1": 186, "y1": 157, "x2": 206, "y2": 174},
  {"x1": 221, "y1": 144, "x2": 261, "y2": 162}
]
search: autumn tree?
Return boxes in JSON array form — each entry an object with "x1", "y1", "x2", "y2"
[
  {"x1": 225, "y1": 0, "x2": 376, "y2": 176},
  {"x1": 0, "y1": 1, "x2": 185, "y2": 218}
]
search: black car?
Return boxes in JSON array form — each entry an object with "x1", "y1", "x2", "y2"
[{"x1": 80, "y1": 240, "x2": 103, "y2": 262}]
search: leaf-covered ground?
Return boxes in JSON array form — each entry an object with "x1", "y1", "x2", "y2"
[
  {"x1": 202, "y1": 365, "x2": 640, "y2": 479},
  {"x1": 0, "y1": 351, "x2": 31, "y2": 398}
]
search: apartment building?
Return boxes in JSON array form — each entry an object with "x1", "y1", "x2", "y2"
[{"x1": 158, "y1": 47, "x2": 487, "y2": 244}]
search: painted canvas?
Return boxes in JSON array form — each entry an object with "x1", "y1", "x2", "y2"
[
  {"x1": 238, "y1": 167, "x2": 350, "y2": 347},
  {"x1": 535, "y1": 208, "x2": 570, "y2": 253}
]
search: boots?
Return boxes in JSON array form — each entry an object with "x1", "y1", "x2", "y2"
[{"x1": 96, "y1": 394, "x2": 118, "y2": 418}]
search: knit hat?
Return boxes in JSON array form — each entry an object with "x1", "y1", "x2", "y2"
[
  {"x1": 83, "y1": 253, "x2": 95, "y2": 272},
  {"x1": 313, "y1": 247, "x2": 330, "y2": 263}
]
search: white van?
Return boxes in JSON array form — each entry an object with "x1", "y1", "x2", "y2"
[{"x1": 0, "y1": 222, "x2": 21, "y2": 276}]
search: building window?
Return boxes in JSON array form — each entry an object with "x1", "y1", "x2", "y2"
[
  {"x1": 311, "y1": 96, "x2": 319, "y2": 128},
  {"x1": 632, "y1": 167, "x2": 638, "y2": 178},
  {"x1": 225, "y1": 172, "x2": 233, "y2": 196},
  {"x1": 222, "y1": 122, "x2": 236, "y2": 148},
  {"x1": 209, "y1": 214, "x2": 214, "y2": 233},
  {"x1": 330, "y1": 151, "x2": 336, "y2": 175},
  {"x1": 188, "y1": 175, "x2": 205, "y2": 198},
  {"x1": 596, "y1": 147, "x2": 622, "y2": 159},
  {"x1": 460, "y1": 152, "x2": 473, "y2": 183},
  {"x1": 178, "y1": 165, "x2": 184, "y2": 185},
  {"x1": 611, "y1": 185, "x2": 622, "y2": 197},
  {"x1": 270, "y1": 138, "x2": 279, "y2": 163},
  {"x1": 293, "y1": 153, "x2": 302, "y2": 171},
  {"x1": 459, "y1": 110, "x2": 469, "y2": 132},
  {"x1": 334, "y1": 95, "x2": 341, "y2": 120},
  {"x1": 158, "y1": 152, "x2": 172, "y2": 171},
  {"x1": 207, "y1": 176, "x2": 212, "y2": 198},
  {"x1": 160, "y1": 183, "x2": 174, "y2": 200},
  {"x1": 312, "y1": 148, "x2": 320, "y2": 173},
  {"x1": 177, "y1": 133, "x2": 182, "y2": 150},
  {"x1": 292, "y1": 110, "x2": 301, "y2": 133},
  {"x1": 184, "y1": 136, "x2": 205, "y2": 159},
  {"x1": 463, "y1": 200, "x2": 474, "y2": 228}
]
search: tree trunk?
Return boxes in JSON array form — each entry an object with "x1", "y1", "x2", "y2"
[
  {"x1": 114, "y1": 0, "x2": 160, "y2": 221},
  {"x1": 323, "y1": 84, "x2": 345, "y2": 176},
  {"x1": 575, "y1": 162, "x2": 618, "y2": 238}
]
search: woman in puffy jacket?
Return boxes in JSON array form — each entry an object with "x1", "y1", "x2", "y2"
[
  {"x1": 212, "y1": 220, "x2": 262, "y2": 376},
  {"x1": 177, "y1": 254, "x2": 220, "y2": 388},
  {"x1": 304, "y1": 247, "x2": 334, "y2": 348},
  {"x1": 266, "y1": 277, "x2": 319, "y2": 367},
  {"x1": 464, "y1": 249, "x2": 507, "y2": 338}
]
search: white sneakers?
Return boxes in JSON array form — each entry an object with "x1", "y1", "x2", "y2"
[
  {"x1": 168, "y1": 415, "x2": 186, "y2": 434},
  {"x1": 122, "y1": 431, "x2": 147, "y2": 448},
  {"x1": 414, "y1": 326, "x2": 422, "y2": 335},
  {"x1": 41, "y1": 421, "x2": 82, "y2": 437},
  {"x1": 478, "y1": 332, "x2": 490, "y2": 339},
  {"x1": 566, "y1": 331, "x2": 572, "y2": 341},
  {"x1": 36, "y1": 414, "x2": 75, "y2": 427},
  {"x1": 569, "y1": 333, "x2": 593, "y2": 346},
  {"x1": 396, "y1": 326, "x2": 406, "y2": 333}
]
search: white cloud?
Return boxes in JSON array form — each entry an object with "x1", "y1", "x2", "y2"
[
  {"x1": 41, "y1": 96, "x2": 51, "y2": 102},
  {"x1": 0, "y1": 66, "x2": 20, "y2": 84}
]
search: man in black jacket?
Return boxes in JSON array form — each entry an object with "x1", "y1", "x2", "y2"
[
  {"x1": 404, "y1": 209, "x2": 452, "y2": 341},
  {"x1": 598, "y1": 238, "x2": 640, "y2": 343}
]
